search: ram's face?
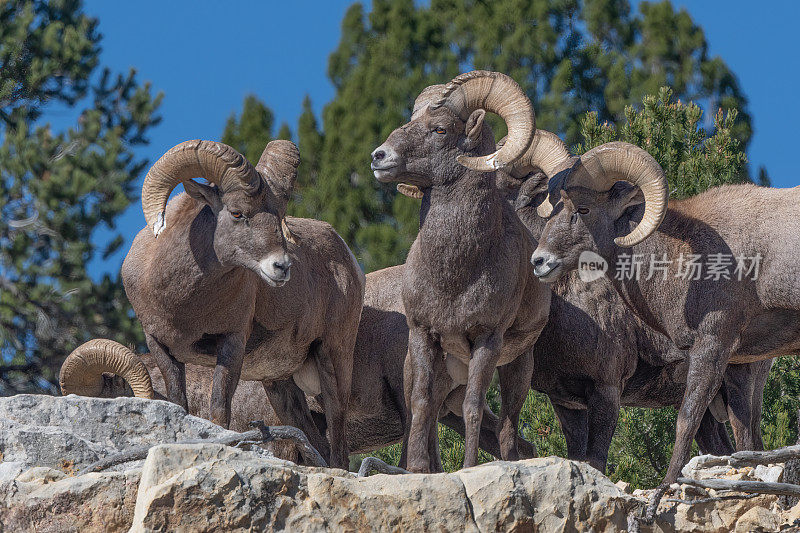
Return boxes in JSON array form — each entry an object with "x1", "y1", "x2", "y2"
[
  {"x1": 531, "y1": 182, "x2": 642, "y2": 282},
  {"x1": 185, "y1": 180, "x2": 292, "y2": 287},
  {"x1": 371, "y1": 106, "x2": 488, "y2": 188}
]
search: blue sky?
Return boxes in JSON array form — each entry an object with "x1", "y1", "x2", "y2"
[{"x1": 78, "y1": 0, "x2": 799, "y2": 277}]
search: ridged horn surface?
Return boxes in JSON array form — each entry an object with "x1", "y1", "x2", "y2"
[
  {"x1": 430, "y1": 71, "x2": 535, "y2": 172},
  {"x1": 141, "y1": 140, "x2": 259, "y2": 237},
  {"x1": 59, "y1": 339, "x2": 154, "y2": 399},
  {"x1": 567, "y1": 142, "x2": 668, "y2": 247}
]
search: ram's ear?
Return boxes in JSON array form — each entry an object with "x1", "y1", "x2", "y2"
[
  {"x1": 514, "y1": 171, "x2": 553, "y2": 217},
  {"x1": 560, "y1": 189, "x2": 576, "y2": 212},
  {"x1": 184, "y1": 180, "x2": 222, "y2": 211},
  {"x1": 462, "y1": 109, "x2": 487, "y2": 151},
  {"x1": 609, "y1": 181, "x2": 644, "y2": 215},
  {"x1": 281, "y1": 218, "x2": 297, "y2": 245}
]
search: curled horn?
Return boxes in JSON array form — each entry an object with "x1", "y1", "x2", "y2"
[
  {"x1": 430, "y1": 70, "x2": 535, "y2": 172},
  {"x1": 256, "y1": 140, "x2": 301, "y2": 202},
  {"x1": 516, "y1": 130, "x2": 576, "y2": 181},
  {"x1": 506, "y1": 130, "x2": 578, "y2": 217},
  {"x1": 257, "y1": 140, "x2": 301, "y2": 244},
  {"x1": 141, "y1": 140, "x2": 259, "y2": 237},
  {"x1": 60, "y1": 339, "x2": 154, "y2": 399},
  {"x1": 412, "y1": 84, "x2": 446, "y2": 119},
  {"x1": 567, "y1": 142, "x2": 668, "y2": 247}
]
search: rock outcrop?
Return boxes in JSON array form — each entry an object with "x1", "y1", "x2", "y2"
[
  {"x1": 0, "y1": 394, "x2": 797, "y2": 532},
  {"x1": 130, "y1": 443, "x2": 635, "y2": 532},
  {"x1": 0, "y1": 395, "x2": 250, "y2": 532},
  {"x1": 0, "y1": 394, "x2": 241, "y2": 473}
]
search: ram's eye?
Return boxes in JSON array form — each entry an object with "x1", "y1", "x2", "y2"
[
  {"x1": 230, "y1": 211, "x2": 244, "y2": 219},
  {"x1": 570, "y1": 211, "x2": 579, "y2": 224},
  {"x1": 577, "y1": 206, "x2": 590, "y2": 215},
  {"x1": 433, "y1": 127, "x2": 447, "y2": 135}
]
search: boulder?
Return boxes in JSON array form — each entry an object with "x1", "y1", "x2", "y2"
[
  {"x1": 131, "y1": 444, "x2": 636, "y2": 532},
  {"x1": 0, "y1": 394, "x2": 242, "y2": 532},
  {"x1": 1, "y1": 467, "x2": 141, "y2": 533},
  {"x1": 733, "y1": 506, "x2": 782, "y2": 532},
  {"x1": 652, "y1": 492, "x2": 779, "y2": 533},
  {"x1": 753, "y1": 463, "x2": 783, "y2": 483},
  {"x1": 0, "y1": 394, "x2": 240, "y2": 476},
  {"x1": 0, "y1": 395, "x2": 796, "y2": 532}
]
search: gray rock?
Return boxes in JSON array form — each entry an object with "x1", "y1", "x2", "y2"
[
  {"x1": 131, "y1": 443, "x2": 636, "y2": 532},
  {"x1": 2, "y1": 466, "x2": 142, "y2": 533},
  {"x1": 754, "y1": 463, "x2": 783, "y2": 484},
  {"x1": 0, "y1": 394, "x2": 238, "y2": 474},
  {"x1": 2, "y1": 394, "x2": 794, "y2": 532}
]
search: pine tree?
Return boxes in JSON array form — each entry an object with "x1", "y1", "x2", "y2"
[
  {"x1": 221, "y1": 94, "x2": 274, "y2": 165},
  {"x1": 0, "y1": 0, "x2": 99, "y2": 121},
  {"x1": 224, "y1": 1, "x2": 752, "y2": 273},
  {"x1": 308, "y1": 0, "x2": 752, "y2": 271},
  {"x1": 220, "y1": 94, "x2": 320, "y2": 218},
  {"x1": 277, "y1": 122, "x2": 292, "y2": 141},
  {"x1": 757, "y1": 166, "x2": 771, "y2": 187},
  {"x1": 292, "y1": 95, "x2": 325, "y2": 219},
  {"x1": 577, "y1": 87, "x2": 747, "y2": 198},
  {"x1": 301, "y1": 0, "x2": 460, "y2": 271},
  {"x1": 0, "y1": 0, "x2": 162, "y2": 394}
]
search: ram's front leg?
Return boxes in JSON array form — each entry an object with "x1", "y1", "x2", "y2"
[
  {"x1": 146, "y1": 332, "x2": 188, "y2": 412},
  {"x1": 497, "y1": 349, "x2": 535, "y2": 461},
  {"x1": 646, "y1": 334, "x2": 731, "y2": 522},
  {"x1": 585, "y1": 384, "x2": 620, "y2": 473},
  {"x1": 406, "y1": 327, "x2": 445, "y2": 473},
  {"x1": 399, "y1": 352, "x2": 414, "y2": 470},
  {"x1": 463, "y1": 331, "x2": 503, "y2": 468},
  {"x1": 663, "y1": 337, "x2": 730, "y2": 485},
  {"x1": 313, "y1": 340, "x2": 353, "y2": 470},
  {"x1": 211, "y1": 333, "x2": 246, "y2": 428}
]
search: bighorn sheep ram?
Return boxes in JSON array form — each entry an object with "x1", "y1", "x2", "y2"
[
  {"x1": 395, "y1": 126, "x2": 771, "y2": 472},
  {"x1": 528, "y1": 136, "x2": 799, "y2": 507},
  {"x1": 501, "y1": 131, "x2": 773, "y2": 470},
  {"x1": 63, "y1": 266, "x2": 537, "y2": 462},
  {"x1": 371, "y1": 71, "x2": 551, "y2": 472},
  {"x1": 121, "y1": 139, "x2": 364, "y2": 468}
]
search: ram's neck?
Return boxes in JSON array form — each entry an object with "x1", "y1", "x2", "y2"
[
  {"x1": 417, "y1": 170, "x2": 504, "y2": 263},
  {"x1": 152, "y1": 200, "x2": 232, "y2": 286},
  {"x1": 601, "y1": 208, "x2": 695, "y2": 344}
]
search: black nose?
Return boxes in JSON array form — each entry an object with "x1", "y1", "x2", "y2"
[
  {"x1": 373, "y1": 149, "x2": 385, "y2": 162},
  {"x1": 273, "y1": 259, "x2": 291, "y2": 274},
  {"x1": 532, "y1": 256, "x2": 545, "y2": 268}
]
